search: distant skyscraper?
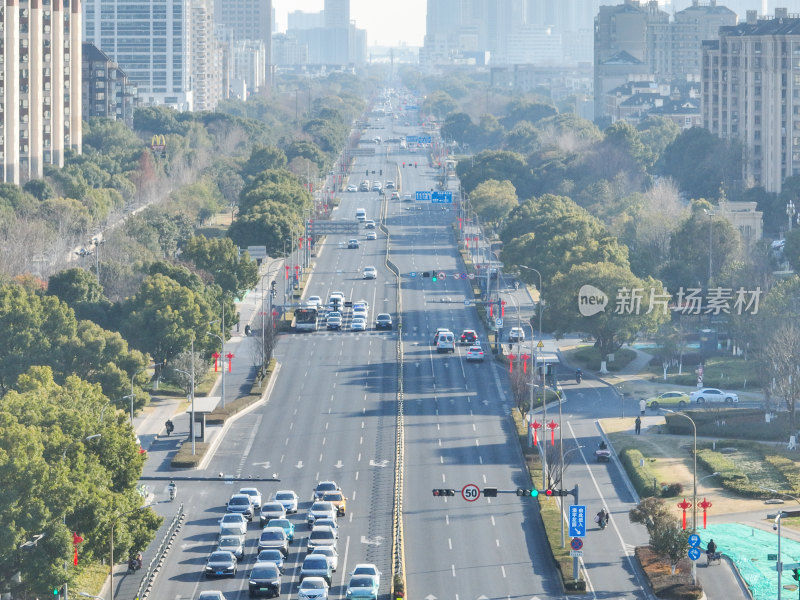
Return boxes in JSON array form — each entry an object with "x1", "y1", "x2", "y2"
[
  {"x1": 324, "y1": 0, "x2": 350, "y2": 29},
  {"x1": 83, "y1": 0, "x2": 193, "y2": 110},
  {"x1": 3, "y1": 0, "x2": 83, "y2": 183},
  {"x1": 214, "y1": 0, "x2": 272, "y2": 88},
  {"x1": 192, "y1": 0, "x2": 223, "y2": 111}
]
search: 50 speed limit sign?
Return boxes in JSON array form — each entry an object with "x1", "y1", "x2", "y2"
[{"x1": 462, "y1": 484, "x2": 481, "y2": 502}]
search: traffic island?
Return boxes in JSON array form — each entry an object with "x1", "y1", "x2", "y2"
[{"x1": 635, "y1": 546, "x2": 703, "y2": 599}]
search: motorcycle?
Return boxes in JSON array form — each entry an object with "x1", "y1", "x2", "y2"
[
  {"x1": 598, "y1": 515, "x2": 608, "y2": 530},
  {"x1": 595, "y1": 442, "x2": 611, "y2": 463},
  {"x1": 576, "y1": 370, "x2": 583, "y2": 384},
  {"x1": 128, "y1": 556, "x2": 142, "y2": 574},
  {"x1": 168, "y1": 483, "x2": 177, "y2": 501}
]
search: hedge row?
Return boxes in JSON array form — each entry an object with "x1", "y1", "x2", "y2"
[
  {"x1": 171, "y1": 442, "x2": 209, "y2": 468},
  {"x1": 664, "y1": 409, "x2": 795, "y2": 441},
  {"x1": 619, "y1": 449, "x2": 658, "y2": 498}
]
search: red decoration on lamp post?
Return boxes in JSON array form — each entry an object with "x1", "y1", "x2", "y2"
[
  {"x1": 212, "y1": 351, "x2": 220, "y2": 372},
  {"x1": 226, "y1": 352, "x2": 235, "y2": 373},
  {"x1": 458, "y1": 217, "x2": 462, "y2": 230},
  {"x1": 521, "y1": 353, "x2": 531, "y2": 373},
  {"x1": 508, "y1": 354, "x2": 515, "y2": 373},
  {"x1": 698, "y1": 498, "x2": 712, "y2": 529},
  {"x1": 546, "y1": 420, "x2": 559, "y2": 446},
  {"x1": 530, "y1": 420, "x2": 542, "y2": 446},
  {"x1": 285, "y1": 265, "x2": 290, "y2": 280},
  {"x1": 501, "y1": 300, "x2": 506, "y2": 317},
  {"x1": 677, "y1": 498, "x2": 693, "y2": 530}
]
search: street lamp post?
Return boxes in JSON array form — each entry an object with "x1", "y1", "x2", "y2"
[
  {"x1": 560, "y1": 445, "x2": 584, "y2": 547},
  {"x1": 703, "y1": 209, "x2": 716, "y2": 284},
  {"x1": 776, "y1": 510, "x2": 787, "y2": 600},
  {"x1": 173, "y1": 338, "x2": 196, "y2": 455},
  {"x1": 788, "y1": 200, "x2": 796, "y2": 233},
  {"x1": 109, "y1": 507, "x2": 145, "y2": 600}
]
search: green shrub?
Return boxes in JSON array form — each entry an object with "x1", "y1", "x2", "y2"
[
  {"x1": 620, "y1": 449, "x2": 658, "y2": 498},
  {"x1": 171, "y1": 441, "x2": 208, "y2": 468},
  {"x1": 660, "y1": 482, "x2": 684, "y2": 497},
  {"x1": 571, "y1": 346, "x2": 637, "y2": 372}
]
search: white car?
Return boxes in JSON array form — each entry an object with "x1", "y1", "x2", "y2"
[
  {"x1": 363, "y1": 266, "x2": 377, "y2": 279},
  {"x1": 298, "y1": 577, "x2": 329, "y2": 600},
  {"x1": 690, "y1": 388, "x2": 739, "y2": 403},
  {"x1": 351, "y1": 317, "x2": 366, "y2": 331},
  {"x1": 364, "y1": 220, "x2": 376, "y2": 229},
  {"x1": 272, "y1": 490, "x2": 299, "y2": 513},
  {"x1": 307, "y1": 501, "x2": 338, "y2": 526},
  {"x1": 509, "y1": 327, "x2": 525, "y2": 343},
  {"x1": 238, "y1": 487, "x2": 262, "y2": 509},
  {"x1": 465, "y1": 345, "x2": 484, "y2": 362},
  {"x1": 366, "y1": 231, "x2": 377, "y2": 240},
  {"x1": 351, "y1": 564, "x2": 381, "y2": 588},
  {"x1": 218, "y1": 513, "x2": 247, "y2": 536},
  {"x1": 353, "y1": 307, "x2": 368, "y2": 320},
  {"x1": 307, "y1": 525, "x2": 337, "y2": 553},
  {"x1": 306, "y1": 296, "x2": 322, "y2": 309},
  {"x1": 310, "y1": 546, "x2": 339, "y2": 571},
  {"x1": 326, "y1": 315, "x2": 342, "y2": 330},
  {"x1": 346, "y1": 184, "x2": 358, "y2": 192}
]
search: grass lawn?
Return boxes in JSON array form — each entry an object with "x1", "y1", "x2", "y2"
[
  {"x1": 640, "y1": 354, "x2": 763, "y2": 390},
  {"x1": 568, "y1": 346, "x2": 637, "y2": 372}
]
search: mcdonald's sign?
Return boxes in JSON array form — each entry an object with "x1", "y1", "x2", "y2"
[{"x1": 150, "y1": 135, "x2": 167, "y2": 157}]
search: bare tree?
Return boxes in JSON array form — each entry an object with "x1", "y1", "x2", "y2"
[
  {"x1": 163, "y1": 349, "x2": 207, "y2": 395},
  {"x1": 763, "y1": 323, "x2": 800, "y2": 430}
]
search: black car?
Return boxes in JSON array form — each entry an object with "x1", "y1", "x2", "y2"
[
  {"x1": 460, "y1": 330, "x2": 477, "y2": 345},
  {"x1": 248, "y1": 562, "x2": 282, "y2": 597},
  {"x1": 375, "y1": 313, "x2": 393, "y2": 330},
  {"x1": 205, "y1": 550, "x2": 237, "y2": 578}
]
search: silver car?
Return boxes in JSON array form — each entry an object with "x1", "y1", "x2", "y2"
[
  {"x1": 272, "y1": 490, "x2": 299, "y2": 513},
  {"x1": 307, "y1": 501, "x2": 337, "y2": 526},
  {"x1": 307, "y1": 525, "x2": 337, "y2": 553},
  {"x1": 310, "y1": 546, "x2": 339, "y2": 571},
  {"x1": 258, "y1": 526, "x2": 289, "y2": 557},
  {"x1": 259, "y1": 501, "x2": 287, "y2": 527},
  {"x1": 219, "y1": 513, "x2": 248, "y2": 536},
  {"x1": 217, "y1": 535, "x2": 245, "y2": 560}
]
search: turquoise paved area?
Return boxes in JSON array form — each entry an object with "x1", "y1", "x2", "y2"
[{"x1": 701, "y1": 523, "x2": 800, "y2": 599}]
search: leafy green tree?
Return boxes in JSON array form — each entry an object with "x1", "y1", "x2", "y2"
[
  {"x1": 441, "y1": 113, "x2": 481, "y2": 148},
  {"x1": 22, "y1": 179, "x2": 55, "y2": 201},
  {"x1": 0, "y1": 367, "x2": 161, "y2": 596},
  {"x1": 239, "y1": 170, "x2": 311, "y2": 214},
  {"x1": 163, "y1": 349, "x2": 207, "y2": 394},
  {"x1": 285, "y1": 140, "x2": 327, "y2": 171},
  {"x1": 469, "y1": 179, "x2": 518, "y2": 224},
  {"x1": 0, "y1": 183, "x2": 37, "y2": 214},
  {"x1": 181, "y1": 234, "x2": 259, "y2": 298},
  {"x1": 786, "y1": 227, "x2": 800, "y2": 270},
  {"x1": 125, "y1": 210, "x2": 194, "y2": 258},
  {"x1": 457, "y1": 150, "x2": 530, "y2": 196},
  {"x1": 546, "y1": 262, "x2": 669, "y2": 362},
  {"x1": 241, "y1": 145, "x2": 288, "y2": 179},
  {"x1": 661, "y1": 202, "x2": 742, "y2": 289},
  {"x1": 422, "y1": 91, "x2": 458, "y2": 119},
  {"x1": 120, "y1": 273, "x2": 217, "y2": 364},
  {"x1": 228, "y1": 200, "x2": 299, "y2": 256},
  {"x1": 636, "y1": 116, "x2": 680, "y2": 171},
  {"x1": 478, "y1": 114, "x2": 503, "y2": 149},
  {"x1": 660, "y1": 128, "x2": 742, "y2": 199},
  {"x1": 47, "y1": 268, "x2": 114, "y2": 325},
  {"x1": 503, "y1": 121, "x2": 540, "y2": 155},
  {"x1": 501, "y1": 195, "x2": 630, "y2": 283},
  {"x1": 536, "y1": 113, "x2": 603, "y2": 146},
  {"x1": 133, "y1": 105, "x2": 185, "y2": 135},
  {"x1": 502, "y1": 99, "x2": 557, "y2": 130}
]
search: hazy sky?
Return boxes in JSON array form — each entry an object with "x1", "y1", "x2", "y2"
[{"x1": 273, "y1": 0, "x2": 427, "y2": 47}]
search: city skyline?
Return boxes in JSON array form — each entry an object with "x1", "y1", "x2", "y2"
[{"x1": 273, "y1": 0, "x2": 427, "y2": 46}]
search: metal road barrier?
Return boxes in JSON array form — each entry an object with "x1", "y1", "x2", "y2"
[{"x1": 135, "y1": 503, "x2": 185, "y2": 600}]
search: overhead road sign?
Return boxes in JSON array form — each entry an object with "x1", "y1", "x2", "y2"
[
  {"x1": 418, "y1": 136, "x2": 432, "y2": 144},
  {"x1": 307, "y1": 221, "x2": 360, "y2": 235},
  {"x1": 406, "y1": 135, "x2": 419, "y2": 144}
]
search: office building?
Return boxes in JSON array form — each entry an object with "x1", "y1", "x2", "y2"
[
  {"x1": 324, "y1": 0, "x2": 349, "y2": 29},
  {"x1": 191, "y1": 0, "x2": 223, "y2": 111},
  {"x1": 288, "y1": 10, "x2": 323, "y2": 31},
  {"x1": 82, "y1": 42, "x2": 137, "y2": 128},
  {"x1": 214, "y1": 0, "x2": 272, "y2": 87},
  {"x1": 272, "y1": 33, "x2": 308, "y2": 66},
  {"x1": 2, "y1": 0, "x2": 83, "y2": 184},
  {"x1": 83, "y1": 0, "x2": 192, "y2": 110},
  {"x1": 702, "y1": 8, "x2": 800, "y2": 192}
]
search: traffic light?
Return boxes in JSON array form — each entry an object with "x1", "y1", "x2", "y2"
[
  {"x1": 792, "y1": 568, "x2": 800, "y2": 582},
  {"x1": 516, "y1": 488, "x2": 539, "y2": 497},
  {"x1": 483, "y1": 487, "x2": 498, "y2": 497},
  {"x1": 431, "y1": 272, "x2": 438, "y2": 282},
  {"x1": 53, "y1": 587, "x2": 59, "y2": 596},
  {"x1": 432, "y1": 489, "x2": 455, "y2": 497},
  {"x1": 422, "y1": 271, "x2": 430, "y2": 278},
  {"x1": 366, "y1": 169, "x2": 369, "y2": 176},
  {"x1": 380, "y1": 169, "x2": 383, "y2": 176}
]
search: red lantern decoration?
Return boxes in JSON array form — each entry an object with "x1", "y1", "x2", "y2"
[
  {"x1": 530, "y1": 420, "x2": 542, "y2": 446},
  {"x1": 677, "y1": 498, "x2": 693, "y2": 530},
  {"x1": 226, "y1": 352, "x2": 235, "y2": 373},
  {"x1": 212, "y1": 351, "x2": 220, "y2": 372},
  {"x1": 508, "y1": 354, "x2": 515, "y2": 373},
  {"x1": 698, "y1": 498, "x2": 713, "y2": 529},
  {"x1": 546, "y1": 420, "x2": 559, "y2": 445}
]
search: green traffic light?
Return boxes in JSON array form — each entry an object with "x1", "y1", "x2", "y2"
[
  {"x1": 53, "y1": 588, "x2": 59, "y2": 596},
  {"x1": 432, "y1": 274, "x2": 437, "y2": 282},
  {"x1": 531, "y1": 489, "x2": 539, "y2": 497}
]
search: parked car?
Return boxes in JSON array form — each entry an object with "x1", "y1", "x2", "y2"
[
  {"x1": 646, "y1": 391, "x2": 690, "y2": 409},
  {"x1": 690, "y1": 388, "x2": 739, "y2": 403}
]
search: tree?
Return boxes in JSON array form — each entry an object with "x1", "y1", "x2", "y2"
[
  {"x1": 181, "y1": 235, "x2": 259, "y2": 298},
  {"x1": 660, "y1": 128, "x2": 742, "y2": 199},
  {"x1": 422, "y1": 91, "x2": 458, "y2": 119},
  {"x1": 636, "y1": 116, "x2": 680, "y2": 171},
  {"x1": 501, "y1": 195, "x2": 630, "y2": 283},
  {"x1": 284, "y1": 140, "x2": 326, "y2": 172},
  {"x1": 163, "y1": 348, "x2": 206, "y2": 394},
  {"x1": 441, "y1": 113, "x2": 481, "y2": 149},
  {"x1": 763, "y1": 324, "x2": 800, "y2": 430},
  {"x1": 241, "y1": 145, "x2": 288, "y2": 179},
  {"x1": 501, "y1": 99, "x2": 557, "y2": 130},
  {"x1": 48, "y1": 268, "x2": 105, "y2": 305},
  {"x1": 546, "y1": 262, "x2": 669, "y2": 367},
  {"x1": 469, "y1": 179, "x2": 518, "y2": 224},
  {"x1": 228, "y1": 200, "x2": 300, "y2": 256},
  {"x1": 457, "y1": 150, "x2": 530, "y2": 196},
  {"x1": 503, "y1": 121, "x2": 540, "y2": 155},
  {"x1": 629, "y1": 498, "x2": 690, "y2": 575}
]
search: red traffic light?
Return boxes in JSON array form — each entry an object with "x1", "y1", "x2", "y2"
[{"x1": 545, "y1": 489, "x2": 554, "y2": 497}]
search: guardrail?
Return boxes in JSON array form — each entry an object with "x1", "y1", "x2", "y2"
[{"x1": 135, "y1": 503, "x2": 185, "y2": 600}]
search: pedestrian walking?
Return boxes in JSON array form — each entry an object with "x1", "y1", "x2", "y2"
[
  {"x1": 635, "y1": 416, "x2": 641, "y2": 435},
  {"x1": 639, "y1": 398, "x2": 646, "y2": 416}
]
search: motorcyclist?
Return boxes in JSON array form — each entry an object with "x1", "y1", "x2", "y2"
[
  {"x1": 575, "y1": 368, "x2": 582, "y2": 382},
  {"x1": 244, "y1": 324, "x2": 251, "y2": 336},
  {"x1": 598, "y1": 440, "x2": 608, "y2": 450},
  {"x1": 596, "y1": 508, "x2": 609, "y2": 529},
  {"x1": 706, "y1": 539, "x2": 717, "y2": 558},
  {"x1": 165, "y1": 419, "x2": 174, "y2": 436},
  {"x1": 168, "y1": 480, "x2": 177, "y2": 499}
]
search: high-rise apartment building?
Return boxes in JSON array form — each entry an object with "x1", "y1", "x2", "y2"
[
  {"x1": 214, "y1": 0, "x2": 272, "y2": 89},
  {"x1": 192, "y1": 0, "x2": 223, "y2": 111},
  {"x1": 83, "y1": 0, "x2": 192, "y2": 110},
  {"x1": 324, "y1": 0, "x2": 349, "y2": 29},
  {"x1": 703, "y1": 8, "x2": 800, "y2": 192},
  {"x1": 2, "y1": 0, "x2": 83, "y2": 184}
]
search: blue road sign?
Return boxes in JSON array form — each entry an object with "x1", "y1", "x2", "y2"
[
  {"x1": 406, "y1": 135, "x2": 419, "y2": 144},
  {"x1": 570, "y1": 537, "x2": 583, "y2": 551},
  {"x1": 688, "y1": 533, "x2": 701, "y2": 548},
  {"x1": 431, "y1": 191, "x2": 453, "y2": 204},
  {"x1": 418, "y1": 135, "x2": 432, "y2": 144},
  {"x1": 410, "y1": 272, "x2": 417, "y2": 278},
  {"x1": 569, "y1": 505, "x2": 586, "y2": 537},
  {"x1": 415, "y1": 191, "x2": 431, "y2": 202},
  {"x1": 688, "y1": 547, "x2": 702, "y2": 561}
]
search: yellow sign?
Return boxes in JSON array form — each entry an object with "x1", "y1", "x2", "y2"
[{"x1": 537, "y1": 340, "x2": 544, "y2": 348}]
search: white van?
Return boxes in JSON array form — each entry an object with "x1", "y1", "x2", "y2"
[
  {"x1": 355, "y1": 208, "x2": 367, "y2": 222},
  {"x1": 436, "y1": 331, "x2": 455, "y2": 353}
]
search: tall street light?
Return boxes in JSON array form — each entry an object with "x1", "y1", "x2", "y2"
[
  {"x1": 788, "y1": 200, "x2": 796, "y2": 233},
  {"x1": 173, "y1": 337, "x2": 196, "y2": 455},
  {"x1": 662, "y1": 409, "x2": 697, "y2": 530},
  {"x1": 130, "y1": 363, "x2": 162, "y2": 427},
  {"x1": 703, "y1": 209, "x2": 716, "y2": 285},
  {"x1": 761, "y1": 486, "x2": 800, "y2": 600},
  {"x1": 207, "y1": 319, "x2": 226, "y2": 410},
  {"x1": 109, "y1": 506, "x2": 146, "y2": 600}
]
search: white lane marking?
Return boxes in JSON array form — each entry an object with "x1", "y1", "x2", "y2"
[
  {"x1": 438, "y1": 439, "x2": 442, "y2": 446},
  {"x1": 437, "y1": 423, "x2": 440, "y2": 431},
  {"x1": 360, "y1": 437, "x2": 363, "y2": 446},
  {"x1": 495, "y1": 539, "x2": 500, "y2": 547},
  {"x1": 285, "y1": 438, "x2": 290, "y2": 446},
  {"x1": 280, "y1": 454, "x2": 284, "y2": 463},
  {"x1": 338, "y1": 535, "x2": 351, "y2": 589},
  {"x1": 445, "y1": 514, "x2": 449, "y2": 525},
  {"x1": 448, "y1": 538, "x2": 452, "y2": 550},
  {"x1": 475, "y1": 439, "x2": 480, "y2": 446},
  {"x1": 325, "y1": 422, "x2": 329, "y2": 430},
  {"x1": 361, "y1": 421, "x2": 365, "y2": 429},
  {"x1": 501, "y1": 565, "x2": 506, "y2": 578},
  {"x1": 440, "y1": 456, "x2": 443, "y2": 463},
  {"x1": 482, "y1": 473, "x2": 487, "y2": 483},
  {"x1": 322, "y1": 437, "x2": 326, "y2": 446},
  {"x1": 491, "y1": 515, "x2": 495, "y2": 526},
  {"x1": 289, "y1": 422, "x2": 294, "y2": 431},
  {"x1": 355, "y1": 471, "x2": 359, "y2": 481},
  {"x1": 357, "y1": 452, "x2": 361, "y2": 461},
  {"x1": 442, "y1": 473, "x2": 446, "y2": 482},
  {"x1": 479, "y1": 456, "x2": 483, "y2": 464},
  {"x1": 472, "y1": 423, "x2": 476, "y2": 431},
  {"x1": 352, "y1": 489, "x2": 357, "y2": 500},
  {"x1": 319, "y1": 453, "x2": 323, "y2": 462},
  {"x1": 451, "y1": 565, "x2": 456, "y2": 577}
]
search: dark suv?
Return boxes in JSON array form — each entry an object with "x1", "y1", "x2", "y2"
[
  {"x1": 460, "y1": 330, "x2": 477, "y2": 345},
  {"x1": 375, "y1": 313, "x2": 393, "y2": 330}
]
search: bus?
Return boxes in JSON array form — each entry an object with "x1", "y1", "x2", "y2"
[{"x1": 295, "y1": 308, "x2": 318, "y2": 332}]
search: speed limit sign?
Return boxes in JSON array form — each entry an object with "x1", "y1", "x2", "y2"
[{"x1": 462, "y1": 484, "x2": 481, "y2": 502}]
